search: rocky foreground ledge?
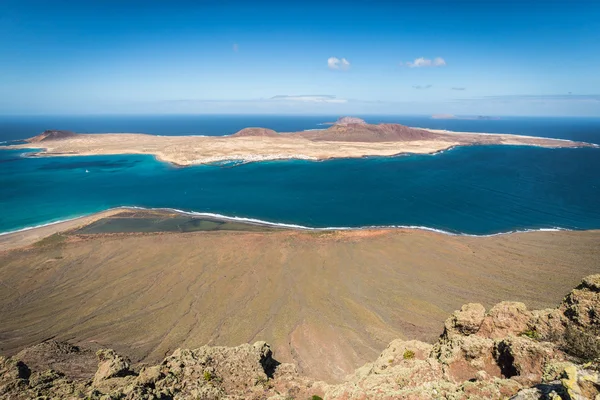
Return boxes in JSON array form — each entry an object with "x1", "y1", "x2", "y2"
[{"x1": 2, "y1": 275, "x2": 600, "y2": 400}]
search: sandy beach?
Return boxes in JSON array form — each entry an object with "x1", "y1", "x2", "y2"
[{"x1": 0, "y1": 208, "x2": 126, "y2": 252}]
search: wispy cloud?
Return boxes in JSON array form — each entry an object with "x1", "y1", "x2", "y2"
[
  {"x1": 451, "y1": 87, "x2": 466, "y2": 91},
  {"x1": 453, "y1": 94, "x2": 600, "y2": 104},
  {"x1": 451, "y1": 94, "x2": 600, "y2": 109},
  {"x1": 482, "y1": 94, "x2": 600, "y2": 102},
  {"x1": 232, "y1": 43, "x2": 239, "y2": 52},
  {"x1": 413, "y1": 85, "x2": 432, "y2": 90},
  {"x1": 402, "y1": 57, "x2": 446, "y2": 68},
  {"x1": 328, "y1": 57, "x2": 350, "y2": 70},
  {"x1": 270, "y1": 95, "x2": 348, "y2": 103}
]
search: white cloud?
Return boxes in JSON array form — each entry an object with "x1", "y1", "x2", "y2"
[
  {"x1": 328, "y1": 57, "x2": 350, "y2": 70},
  {"x1": 403, "y1": 57, "x2": 446, "y2": 68},
  {"x1": 409, "y1": 57, "x2": 431, "y2": 67},
  {"x1": 270, "y1": 95, "x2": 347, "y2": 103},
  {"x1": 433, "y1": 57, "x2": 446, "y2": 66}
]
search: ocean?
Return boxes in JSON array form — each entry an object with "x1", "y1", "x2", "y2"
[{"x1": 1, "y1": 115, "x2": 599, "y2": 235}]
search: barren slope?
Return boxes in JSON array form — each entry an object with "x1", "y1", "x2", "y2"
[
  {"x1": 296, "y1": 123, "x2": 440, "y2": 142},
  {"x1": 1, "y1": 225, "x2": 599, "y2": 382},
  {"x1": 3, "y1": 275, "x2": 599, "y2": 399}
]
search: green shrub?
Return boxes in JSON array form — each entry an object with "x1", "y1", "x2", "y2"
[
  {"x1": 255, "y1": 376, "x2": 267, "y2": 386},
  {"x1": 203, "y1": 371, "x2": 213, "y2": 382},
  {"x1": 34, "y1": 233, "x2": 66, "y2": 247},
  {"x1": 403, "y1": 349, "x2": 415, "y2": 360},
  {"x1": 311, "y1": 396, "x2": 324, "y2": 400},
  {"x1": 255, "y1": 376, "x2": 274, "y2": 389},
  {"x1": 521, "y1": 328, "x2": 541, "y2": 340}
]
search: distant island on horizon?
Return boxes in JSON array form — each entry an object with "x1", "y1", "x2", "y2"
[
  {"x1": 4, "y1": 117, "x2": 594, "y2": 167},
  {"x1": 431, "y1": 114, "x2": 501, "y2": 120}
]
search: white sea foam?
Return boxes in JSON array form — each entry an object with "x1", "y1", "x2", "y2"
[
  {"x1": 0, "y1": 206, "x2": 573, "y2": 238},
  {"x1": 428, "y1": 146, "x2": 458, "y2": 156},
  {"x1": 189, "y1": 154, "x2": 318, "y2": 164},
  {"x1": 0, "y1": 214, "x2": 91, "y2": 237},
  {"x1": 100, "y1": 206, "x2": 574, "y2": 237}
]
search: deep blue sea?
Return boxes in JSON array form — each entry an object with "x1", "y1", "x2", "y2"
[{"x1": 1, "y1": 115, "x2": 599, "y2": 235}]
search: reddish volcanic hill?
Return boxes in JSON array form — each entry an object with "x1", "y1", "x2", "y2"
[
  {"x1": 227, "y1": 118, "x2": 442, "y2": 143},
  {"x1": 28, "y1": 130, "x2": 77, "y2": 143},
  {"x1": 230, "y1": 127, "x2": 279, "y2": 137},
  {"x1": 23, "y1": 119, "x2": 441, "y2": 144},
  {"x1": 297, "y1": 123, "x2": 441, "y2": 142}
]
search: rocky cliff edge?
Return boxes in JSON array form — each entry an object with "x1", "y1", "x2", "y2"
[{"x1": 1, "y1": 274, "x2": 599, "y2": 399}]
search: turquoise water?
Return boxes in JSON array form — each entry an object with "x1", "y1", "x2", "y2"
[{"x1": 1, "y1": 144, "x2": 599, "y2": 235}]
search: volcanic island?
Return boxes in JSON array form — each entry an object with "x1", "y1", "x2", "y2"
[{"x1": 5, "y1": 117, "x2": 595, "y2": 166}]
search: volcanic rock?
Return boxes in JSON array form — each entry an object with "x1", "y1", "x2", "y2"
[
  {"x1": 27, "y1": 130, "x2": 77, "y2": 142},
  {"x1": 1, "y1": 274, "x2": 600, "y2": 399}
]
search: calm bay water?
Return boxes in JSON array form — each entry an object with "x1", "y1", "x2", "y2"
[{"x1": 0, "y1": 115, "x2": 599, "y2": 235}]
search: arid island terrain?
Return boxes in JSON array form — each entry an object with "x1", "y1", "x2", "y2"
[
  {"x1": 1, "y1": 209, "x2": 599, "y2": 392},
  {"x1": 2, "y1": 276, "x2": 600, "y2": 400},
  {"x1": 0, "y1": 209, "x2": 599, "y2": 398},
  {"x1": 5, "y1": 117, "x2": 595, "y2": 166}
]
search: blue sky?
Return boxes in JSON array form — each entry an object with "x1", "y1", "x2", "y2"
[{"x1": 1, "y1": 0, "x2": 599, "y2": 116}]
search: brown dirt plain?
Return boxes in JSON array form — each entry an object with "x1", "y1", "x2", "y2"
[{"x1": 0, "y1": 212, "x2": 599, "y2": 382}]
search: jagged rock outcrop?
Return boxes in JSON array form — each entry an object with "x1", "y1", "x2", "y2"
[
  {"x1": 477, "y1": 301, "x2": 532, "y2": 339},
  {"x1": 443, "y1": 303, "x2": 486, "y2": 337},
  {"x1": 1, "y1": 274, "x2": 599, "y2": 399},
  {"x1": 27, "y1": 130, "x2": 77, "y2": 142},
  {"x1": 93, "y1": 349, "x2": 132, "y2": 385},
  {"x1": 14, "y1": 340, "x2": 98, "y2": 380}
]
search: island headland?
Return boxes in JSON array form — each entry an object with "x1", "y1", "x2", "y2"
[{"x1": 5, "y1": 117, "x2": 595, "y2": 166}]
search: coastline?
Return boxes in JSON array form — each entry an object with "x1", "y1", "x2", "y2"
[
  {"x1": 3, "y1": 126, "x2": 595, "y2": 167},
  {"x1": 0, "y1": 205, "x2": 591, "y2": 252},
  {"x1": 0, "y1": 208, "x2": 126, "y2": 252},
  {"x1": 1, "y1": 124, "x2": 597, "y2": 247}
]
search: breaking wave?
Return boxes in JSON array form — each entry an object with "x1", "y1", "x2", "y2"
[{"x1": 0, "y1": 206, "x2": 570, "y2": 238}]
